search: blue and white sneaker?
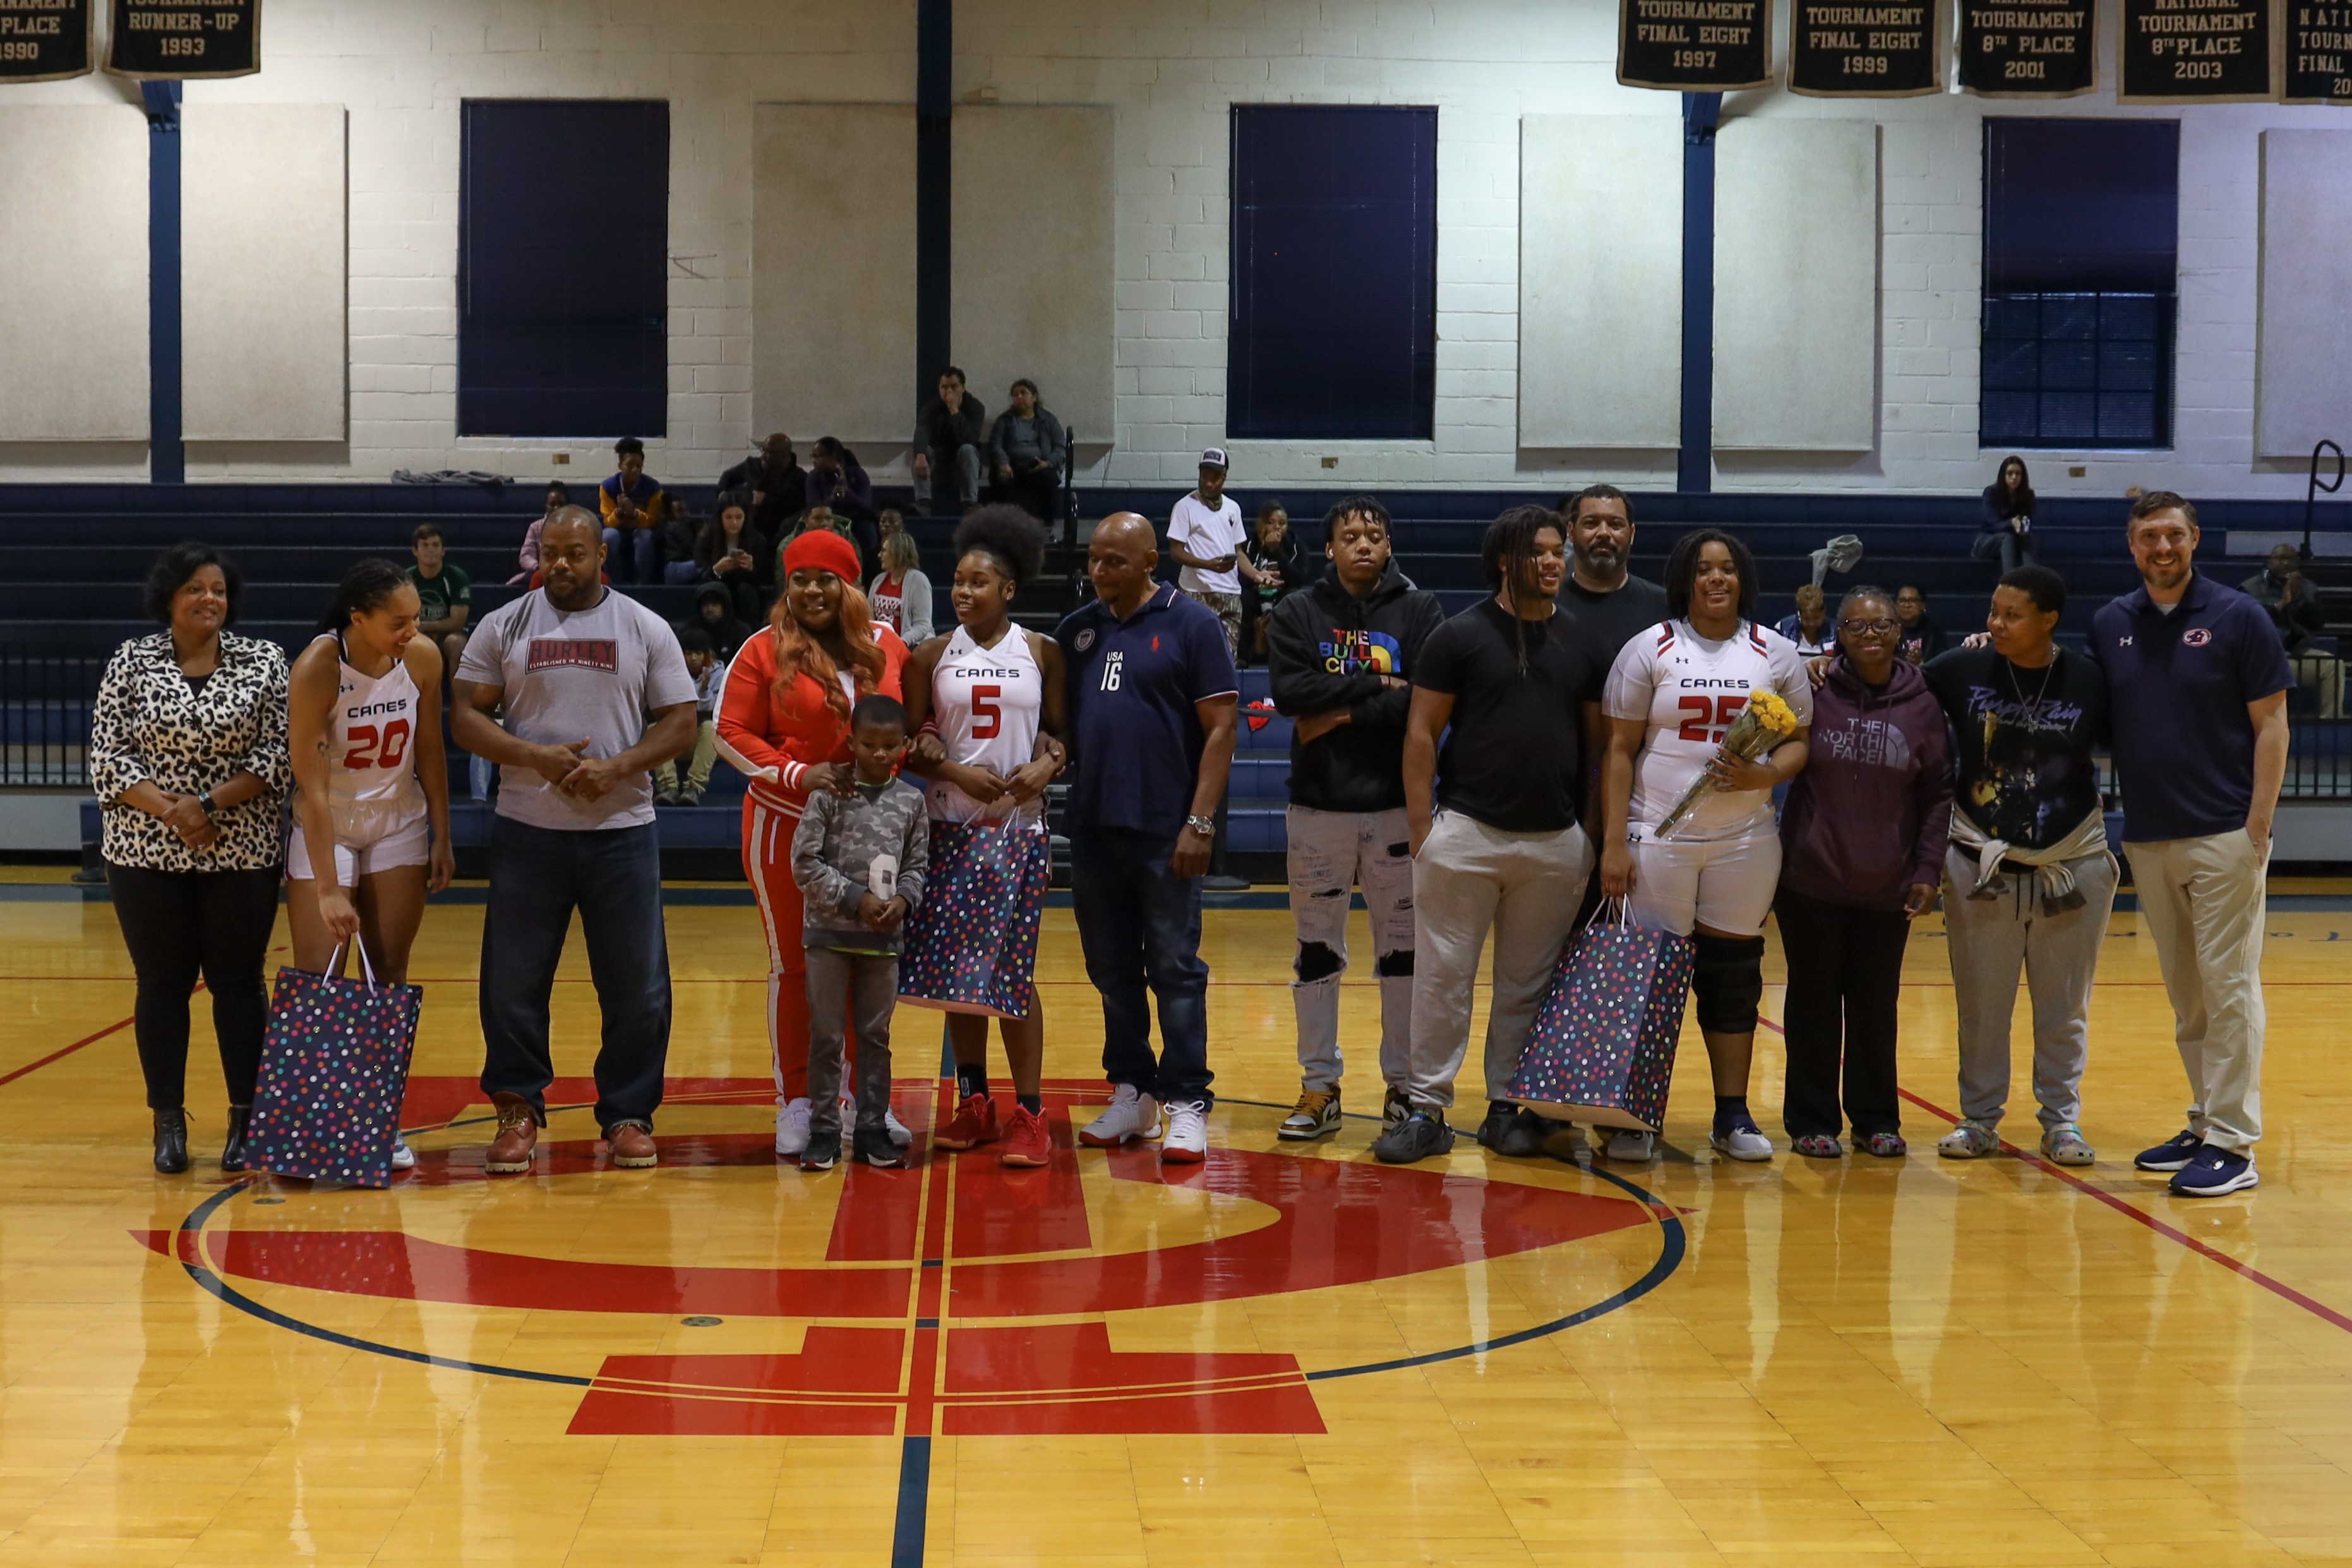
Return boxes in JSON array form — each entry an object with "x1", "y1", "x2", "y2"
[
  {"x1": 2133, "y1": 1129, "x2": 2202, "y2": 1171},
  {"x1": 2168, "y1": 1145, "x2": 2258, "y2": 1197}
]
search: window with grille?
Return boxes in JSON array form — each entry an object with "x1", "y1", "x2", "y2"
[{"x1": 1980, "y1": 119, "x2": 2178, "y2": 450}]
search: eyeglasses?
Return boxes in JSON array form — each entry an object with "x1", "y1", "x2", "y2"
[{"x1": 1839, "y1": 618, "x2": 1899, "y2": 635}]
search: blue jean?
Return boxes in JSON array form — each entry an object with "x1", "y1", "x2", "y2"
[
  {"x1": 1972, "y1": 527, "x2": 2034, "y2": 573},
  {"x1": 1068, "y1": 826, "x2": 1213, "y2": 1106},
  {"x1": 603, "y1": 526, "x2": 661, "y2": 584},
  {"x1": 662, "y1": 560, "x2": 700, "y2": 585},
  {"x1": 479, "y1": 815, "x2": 671, "y2": 1132}
]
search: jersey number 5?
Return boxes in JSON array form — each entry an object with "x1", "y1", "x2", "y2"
[
  {"x1": 970, "y1": 684, "x2": 1002, "y2": 739},
  {"x1": 1675, "y1": 693, "x2": 1746, "y2": 744},
  {"x1": 346, "y1": 719, "x2": 412, "y2": 770}
]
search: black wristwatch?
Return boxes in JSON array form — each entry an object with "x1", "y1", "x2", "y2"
[{"x1": 196, "y1": 791, "x2": 219, "y2": 819}]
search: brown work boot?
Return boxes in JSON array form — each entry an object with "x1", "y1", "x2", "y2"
[
  {"x1": 484, "y1": 1093, "x2": 539, "y2": 1175},
  {"x1": 606, "y1": 1122, "x2": 658, "y2": 1169}
]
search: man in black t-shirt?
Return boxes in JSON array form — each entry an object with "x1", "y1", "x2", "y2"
[
  {"x1": 1558, "y1": 484, "x2": 1671, "y2": 667},
  {"x1": 1373, "y1": 508, "x2": 1605, "y2": 1166},
  {"x1": 1917, "y1": 565, "x2": 2115, "y2": 1169}
]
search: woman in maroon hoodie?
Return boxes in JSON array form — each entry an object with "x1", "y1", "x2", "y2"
[{"x1": 1776, "y1": 585, "x2": 1953, "y2": 1158}]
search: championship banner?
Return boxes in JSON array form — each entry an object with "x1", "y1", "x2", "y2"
[
  {"x1": 2284, "y1": 0, "x2": 2352, "y2": 101},
  {"x1": 105, "y1": 0, "x2": 257, "y2": 79},
  {"x1": 1957, "y1": 0, "x2": 2097, "y2": 94},
  {"x1": 1618, "y1": 0, "x2": 1774, "y2": 90},
  {"x1": 1790, "y1": 0, "x2": 1941, "y2": 94},
  {"x1": 0, "y1": 0, "x2": 93, "y2": 81},
  {"x1": 2118, "y1": 0, "x2": 2277, "y2": 101}
]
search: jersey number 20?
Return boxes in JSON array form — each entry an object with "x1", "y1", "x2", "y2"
[
  {"x1": 346, "y1": 719, "x2": 412, "y2": 770},
  {"x1": 1675, "y1": 693, "x2": 1745, "y2": 744}
]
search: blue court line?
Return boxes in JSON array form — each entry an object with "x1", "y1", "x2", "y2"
[{"x1": 891, "y1": 1436, "x2": 932, "y2": 1568}]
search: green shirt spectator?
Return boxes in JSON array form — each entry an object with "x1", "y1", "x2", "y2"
[{"x1": 409, "y1": 523, "x2": 473, "y2": 669}]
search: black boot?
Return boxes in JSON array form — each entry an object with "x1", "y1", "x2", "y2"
[
  {"x1": 220, "y1": 1105, "x2": 251, "y2": 1173},
  {"x1": 153, "y1": 1108, "x2": 189, "y2": 1175}
]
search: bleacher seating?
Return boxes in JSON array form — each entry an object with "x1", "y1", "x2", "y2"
[{"x1": 9, "y1": 479, "x2": 2347, "y2": 876}]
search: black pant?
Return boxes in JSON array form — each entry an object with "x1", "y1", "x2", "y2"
[
  {"x1": 1775, "y1": 887, "x2": 1910, "y2": 1139},
  {"x1": 105, "y1": 863, "x2": 280, "y2": 1110},
  {"x1": 994, "y1": 462, "x2": 1059, "y2": 525}
]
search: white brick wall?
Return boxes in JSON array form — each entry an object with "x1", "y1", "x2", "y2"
[{"x1": 2, "y1": 0, "x2": 2343, "y2": 501}]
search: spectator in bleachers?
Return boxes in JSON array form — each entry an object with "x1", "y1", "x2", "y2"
[
  {"x1": 877, "y1": 506, "x2": 907, "y2": 554},
  {"x1": 988, "y1": 378, "x2": 1065, "y2": 524},
  {"x1": 1776, "y1": 583, "x2": 1830, "y2": 656},
  {"x1": 870, "y1": 529, "x2": 933, "y2": 646},
  {"x1": 512, "y1": 481, "x2": 567, "y2": 585},
  {"x1": 598, "y1": 436, "x2": 664, "y2": 584},
  {"x1": 1895, "y1": 584, "x2": 1945, "y2": 665},
  {"x1": 1239, "y1": 500, "x2": 1311, "y2": 667},
  {"x1": 657, "y1": 495, "x2": 701, "y2": 585},
  {"x1": 721, "y1": 433, "x2": 808, "y2": 542},
  {"x1": 408, "y1": 524, "x2": 471, "y2": 673},
  {"x1": 779, "y1": 502, "x2": 879, "y2": 587},
  {"x1": 693, "y1": 491, "x2": 772, "y2": 626},
  {"x1": 2243, "y1": 542, "x2": 2340, "y2": 717},
  {"x1": 1976, "y1": 455, "x2": 2038, "y2": 575},
  {"x1": 912, "y1": 367, "x2": 987, "y2": 513},
  {"x1": 89, "y1": 543, "x2": 290, "y2": 1175},
  {"x1": 1168, "y1": 446, "x2": 1260, "y2": 660},
  {"x1": 693, "y1": 584, "x2": 755, "y2": 663},
  {"x1": 807, "y1": 436, "x2": 875, "y2": 520},
  {"x1": 654, "y1": 625, "x2": 724, "y2": 807}
]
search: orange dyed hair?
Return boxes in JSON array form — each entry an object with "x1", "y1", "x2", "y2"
[{"x1": 767, "y1": 576, "x2": 886, "y2": 721}]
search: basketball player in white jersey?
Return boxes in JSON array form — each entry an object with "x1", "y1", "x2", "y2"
[
  {"x1": 900, "y1": 507, "x2": 1068, "y2": 1170},
  {"x1": 1600, "y1": 529, "x2": 1811, "y2": 1164},
  {"x1": 287, "y1": 559, "x2": 455, "y2": 1169}
]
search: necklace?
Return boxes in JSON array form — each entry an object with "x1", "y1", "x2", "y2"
[{"x1": 2004, "y1": 647, "x2": 2058, "y2": 719}]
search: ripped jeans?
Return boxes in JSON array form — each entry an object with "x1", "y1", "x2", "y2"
[{"x1": 1285, "y1": 806, "x2": 1417, "y2": 1093}]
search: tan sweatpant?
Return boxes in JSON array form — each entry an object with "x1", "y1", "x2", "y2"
[{"x1": 2125, "y1": 830, "x2": 2268, "y2": 1154}]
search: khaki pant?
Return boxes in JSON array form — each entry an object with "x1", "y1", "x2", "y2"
[
  {"x1": 1403, "y1": 811, "x2": 1592, "y2": 1110},
  {"x1": 2125, "y1": 830, "x2": 2268, "y2": 1153}
]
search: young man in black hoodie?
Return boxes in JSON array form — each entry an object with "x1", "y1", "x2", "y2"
[{"x1": 1264, "y1": 496, "x2": 1446, "y2": 1140}]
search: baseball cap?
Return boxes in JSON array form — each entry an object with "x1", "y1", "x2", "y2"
[{"x1": 1199, "y1": 446, "x2": 1229, "y2": 470}]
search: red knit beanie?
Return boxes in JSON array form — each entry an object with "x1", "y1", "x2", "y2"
[{"x1": 782, "y1": 529, "x2": 861, "y2": 584}]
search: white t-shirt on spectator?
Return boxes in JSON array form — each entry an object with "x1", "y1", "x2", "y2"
[
  {"x1": 1169, "y1": 493, "x2": 1245, "y2": 596},
  {"x1": 457, "y1": 587, "x2": 698, "y2": 832}
]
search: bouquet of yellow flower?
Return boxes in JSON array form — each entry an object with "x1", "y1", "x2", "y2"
[{"x1": 1653, "y1": 687, "x2": 1801, "y2": 841}]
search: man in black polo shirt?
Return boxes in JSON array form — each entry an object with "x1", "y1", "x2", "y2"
[
  {"x1": 1374, "y1": 507, "x2": 1605, "y2": 1165},
  {"x1": 2093, "y1": 493, "x2": 2291, "y2": 1198},
  {"x1": 1056, "y1": 513, "x2": 1240, "y2": 1168}
]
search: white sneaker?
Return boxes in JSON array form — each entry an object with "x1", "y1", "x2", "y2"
[
  {"x1": 775, "y1": 1097, "x2": 813, "y2": 1158},
  {"x1": 1161, "y1": 1100, "x2": 1209, "y2": 1165},
  {"x1": 1605, "y1": 1128, "x2": 1655, "y2": 1163},
  {"x1": 1710, "y1": 1122, "x2": 1775, "y2": 1162},
  {"x1": 390, "y1": 1139, "x2": 416, "y2": 1171},
  {"x1": 1078, "y1": 1084, "x2": 1161, "y2": 1147},
  {"x1": 841, "y1": 1091, "x2": 915, "y2": 1147}
]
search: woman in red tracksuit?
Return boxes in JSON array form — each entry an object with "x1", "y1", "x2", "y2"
[{"x1": 716, "y1": 529, "x2": 909, "y2": 1157}]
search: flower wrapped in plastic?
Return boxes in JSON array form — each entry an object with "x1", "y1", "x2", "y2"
[{"x1": 1653, "y1": 687, "x2": 1800, "y2": 842}]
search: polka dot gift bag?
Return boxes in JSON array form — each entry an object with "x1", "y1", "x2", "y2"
[
  {"x1": 246, "y1": 940, "x2": 423, "y2": 1188},
  {"x1": 1508, "y1": 900, "x2": 1695, "y2": 1134}
]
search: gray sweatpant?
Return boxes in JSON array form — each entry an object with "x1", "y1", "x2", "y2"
[
  {"x1": 2126, "y1": 830, "x2": 2267, "y2": 1153},
  {"x1": 1404, "y1": 811, "x2": 1592, "y2": 1110},
  {"x1": 1942, "y1": 843, "x2": 2118, "y2": 1133},
  {"x1": 806, "y1": 947, "x2": 897, "y2": 1140},
  {"x1": 1286, "y1": 805, "x2": 1417, "y2": 1094}
]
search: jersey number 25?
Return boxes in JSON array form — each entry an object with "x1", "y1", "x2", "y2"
[{"x1": 1676, "y1": 693, "x2": 1745, "y2": 744}]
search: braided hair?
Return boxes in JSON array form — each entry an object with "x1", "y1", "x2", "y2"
[{"x1": 1479, "y1": 505, "x2": 1564, "y2": 673}]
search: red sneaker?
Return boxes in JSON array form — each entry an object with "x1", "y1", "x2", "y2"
[
  {"x1": 934, "y1": 1092, "x2": 1000, "y2": 1152},
  {"x1": 1000, "y1": 1102, "x2": 1050, "y2": 1168}
]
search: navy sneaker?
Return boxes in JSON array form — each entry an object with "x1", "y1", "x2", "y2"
[
  {"x1": 1371, "y1": 1109, "x2": 1455, "y2": 1164},
  {"x1": 2134, "y1": 1129, "x2": 2203, "y2": 1171},
  {"x1": 2168, "y1": 1145, "x2": 2258, "y2": 1197}
]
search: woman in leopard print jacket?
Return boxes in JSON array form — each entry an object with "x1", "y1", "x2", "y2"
[{"x1": 88, "y1": 544, "x2": 291, "y2": 1175}]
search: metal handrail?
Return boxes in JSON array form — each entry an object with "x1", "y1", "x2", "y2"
[{"x1": 2303, "y1": 438, "x2": 2344, "y2": 565}]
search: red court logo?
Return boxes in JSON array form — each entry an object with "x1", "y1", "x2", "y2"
[{"x1": 142, "y1": 1077, "x2": 1677, "y2": 1438}]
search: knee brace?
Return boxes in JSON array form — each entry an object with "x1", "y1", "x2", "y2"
[
  {"x1": 1294, "y1": 941, "x2": 1345, "y2": 984},
  {"x1": 1691, "y1": 933, "x2": 1766, "y2": 1034},
  {"x1": 1374, "y1": 949, "x2": 1415, "y2": 979}
]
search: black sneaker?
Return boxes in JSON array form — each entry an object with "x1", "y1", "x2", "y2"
[
  {"x1": 2133, "y1": 1129, "x2": 2202, "y2": 1171},
  {"x1": 853, "y1": 1125, "x2": 907, "y2": 1168},
  {"x1": 1371, "y1": 1108, "x2": 1454, "y2": 1164},
  {"x1": 2169, "y1": 1144, "x2": 2259, "y2": 1197},
  {"x1": 1477, "y1": 1104, "x2": 1552, "y2": 1159},
  {"x1": 799, "y1": 1128, "x2": 841, "y2": 1171}
]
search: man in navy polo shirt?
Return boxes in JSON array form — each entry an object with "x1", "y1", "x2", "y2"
[
  {"x1": 2091, "y1": 491, "x2": 2291, "y2": 1197},
  {"x1": 1056, "y1": 512, "x2": 1241, "y2": 1166}
]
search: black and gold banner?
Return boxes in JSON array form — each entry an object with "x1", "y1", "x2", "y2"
[
  {"x1": 1617, "y1": 0, "x2": 1774, "y2": 90},
  {"x1": 2284, "y1": 0, "x2": 2352, "y2": 100},
  {"x1": 105, "y1": 0, "x2": 258, "y2": 79},
  {"x1": 1790, "y1": 0, "x2": 1941, "y2": 94},
  {"x1": 1957, "y1": 0, "x2": 2097, "y2": 95},
  {"x1": 0, "y1": 0, "x2": 92, "y2": 81},
  {"x1": 2118, "y1": 0, "x2": 2276, "y2": 101}
]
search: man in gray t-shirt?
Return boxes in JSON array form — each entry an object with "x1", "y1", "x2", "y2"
[{"x1": 452, "y1": 510, "x2": 699, "y2": 1174}]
